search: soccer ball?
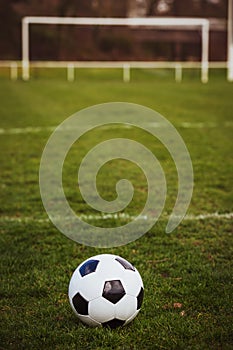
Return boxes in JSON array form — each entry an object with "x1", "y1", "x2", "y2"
[{"x1": 68, "y1": 254, "x2": 144, "y2": 328}]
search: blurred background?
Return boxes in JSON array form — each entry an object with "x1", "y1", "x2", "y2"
[{"x1": 0, "y1": 0, "x2": 228, "y2": 62}]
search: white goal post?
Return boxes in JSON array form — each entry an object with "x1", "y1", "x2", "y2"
[
  {"x1": 228, "y1": 0, "x2": 233, "y2": 81},
  {"x1": 22, "y1": 16, "x2": 210, "y2": 82}
]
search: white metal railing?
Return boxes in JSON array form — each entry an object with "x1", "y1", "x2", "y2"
[{"x1": 0, "y1": 60, "x2": 228, "y2": 83}]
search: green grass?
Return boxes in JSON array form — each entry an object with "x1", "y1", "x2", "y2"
[{"x1": 0, "y1": 70, "x2": 233, "y2": 349}]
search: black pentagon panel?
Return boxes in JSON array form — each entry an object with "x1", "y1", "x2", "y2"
[
  {"x1": 72, "y1": 292, "x2": 89, "y2": 315},
  {"x1": 79, "y1": 259, "x2": 99, "y2": 277},
  {"x1": 102, "y1": 319, "x2": 125, "y2": 329},
  {"x1": 102, "y1": 280, "x2": 126, "y2": 304},
  {"x1": 137, "y1": 287, "x2": 144, "y2": 310},
  {"x1": 115, "y1": 257, "x2": 135, "y2": 271}
]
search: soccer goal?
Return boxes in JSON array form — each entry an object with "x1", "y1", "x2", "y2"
[{"x1": 22, "y1": 16, "x2": 210, "y2": 83}]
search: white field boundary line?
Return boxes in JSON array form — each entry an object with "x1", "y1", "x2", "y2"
[
  {"x1": 0, "y1": 122, "x2": 233, "y2": 135},
  {"x1": 0, "y1": 212, "x2": 232, "y2": 223}
]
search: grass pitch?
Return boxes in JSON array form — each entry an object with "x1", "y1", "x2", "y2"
[{"x1": 0, "y1": 69, "x2": 233, "y2": 349}]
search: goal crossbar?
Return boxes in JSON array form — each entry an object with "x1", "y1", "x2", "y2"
[{"x1": 22, "y1": 16, "x2": 210, "y2": 82}]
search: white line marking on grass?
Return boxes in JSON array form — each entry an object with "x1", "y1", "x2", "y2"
[
  {"x1": 0, "y1": 212, "x2": 232, "y2": 223},
  {"x1": 0, "y1": 122, "x2": 232, "y2": 135},
  {"x1": 0, "y1": 126, "x2": 56, "y2": 135},
  {"x1": 180, "y1": 122, "x2": 217, "y2": 128},
  {"x1": 183, "y1": 212, "x2": 233, "y2": 220}
]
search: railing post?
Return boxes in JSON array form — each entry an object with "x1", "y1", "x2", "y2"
[
  {"x1": 10, "y1": 62, "x2": 18, "y2": 81},
  {"x1": 175, "y1": 63, "x2": 182, "y2": 82},
  {"x1": 123, "y1": 63, "x2": 130, "y2": 83},
  {"x1": 67, "y1": 63, "x2": 75, "y2": 82}
]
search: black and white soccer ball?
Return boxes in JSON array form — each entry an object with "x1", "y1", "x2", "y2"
[{"x1": 68, "y1": 254, "x2": 144, "y2": 328}]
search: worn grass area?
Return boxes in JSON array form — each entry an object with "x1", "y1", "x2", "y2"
[{"x1": 0, "y1": 70, "x2": 232, "y2": 349}]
